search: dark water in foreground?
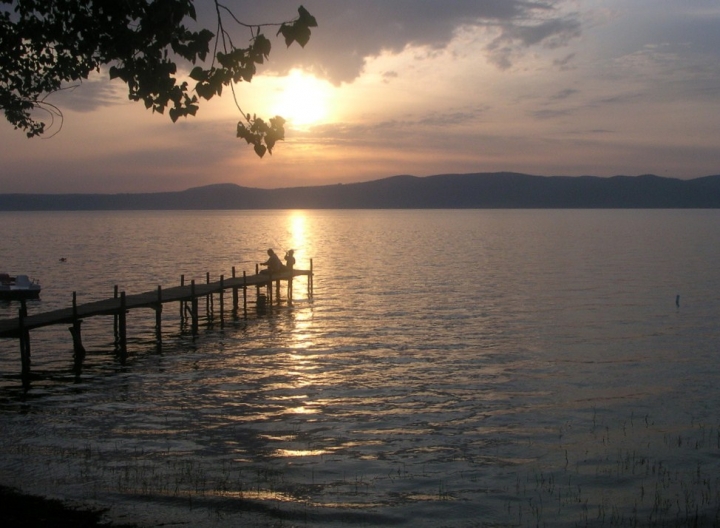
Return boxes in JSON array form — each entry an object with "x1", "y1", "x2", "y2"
[{"x1": 1, "y1": 209, "x2": 720, "y2": 527}]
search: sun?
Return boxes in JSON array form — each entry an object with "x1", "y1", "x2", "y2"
[{"x1": 272, "y1": 70, "x2": 332, "y2": 127}]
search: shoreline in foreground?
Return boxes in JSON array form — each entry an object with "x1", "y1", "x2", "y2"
[{"x1": 0, "y1": 485, "x2": 138, "y2": 528}]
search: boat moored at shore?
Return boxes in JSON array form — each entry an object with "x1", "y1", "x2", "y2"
[{"x1": 0, "y1": 274, "x2": 41, "y2": 300}]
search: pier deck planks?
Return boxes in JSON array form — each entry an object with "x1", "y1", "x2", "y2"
[{"x1": 0, "y1": 269, "x2": 311, "y2": 338}]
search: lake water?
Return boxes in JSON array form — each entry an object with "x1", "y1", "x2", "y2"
[{"x1": 1, "y1": 209, "x2": 720, "y2": 527}]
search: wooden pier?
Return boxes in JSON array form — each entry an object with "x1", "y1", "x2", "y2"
[{"x1": 0, "y1": 262, "x2": 313, "y2": 381}]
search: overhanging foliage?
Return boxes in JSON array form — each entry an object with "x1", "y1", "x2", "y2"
[{"x1": 0, "y1": 0, "x2": 317, "y2": 157}]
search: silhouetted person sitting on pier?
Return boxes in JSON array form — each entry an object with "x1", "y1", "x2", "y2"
[
  {"x1": 285, "y1": 249, "x2": 296, "y2": 271},
  {"x1": 260, "y1": 249, "x2": 284, "y2": 274}
]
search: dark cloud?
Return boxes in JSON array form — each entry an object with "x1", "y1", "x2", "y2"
[
  {"x1": 531, "y1": 108, "x2": 572, "y2": 120},
  {"x1": 485, "y1": 16, "x2": 581, "y2": 69},
  {"x1": 382, "y1": 71, "x2": 399, "y2": 83},
  {"x1": 553, "y1": 52, "x2": 576, "y2": 70},
  {"x1": 291, "y1": 105, "x2": 490, "y2": 152},
  {"x1": 595, "y1": 92, "x2": 645, "y2": 106},
  {"x1": 418, "y1": 108, "x2": 490, "y2": 127},
  {"x1": 551, "y1": 88, "x2": 578, "y2": 100},
  {"x1": 368, "y1": 107, "x2": 486, "y2": 131},
  {"x1": 45, "y1": 75, "x2": 124, "y2": 113},
  {"x1": 211, "y1": 1, "x2": 581, "y2": 82}
]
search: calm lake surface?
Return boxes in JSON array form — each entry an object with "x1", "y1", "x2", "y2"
[{"x1": 1, "y1": 209, "x2": 720, "y2": 527}]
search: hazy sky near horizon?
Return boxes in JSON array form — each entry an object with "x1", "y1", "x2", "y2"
[{"x1": 2, "y1": 0, "x2": 720, "y2": 193}]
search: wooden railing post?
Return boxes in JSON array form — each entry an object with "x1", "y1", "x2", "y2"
[
  {"x1": 118, "y1": 291, "x2": 127, "y2": 362},
  {"x1": 206, "y1": 271, "x2": 212, "y2": 318},
  {"x1": 232, "y1": 266, "x2": 239, "y2": 311},
  {"x1": 19, "y1": 302, "x2": 30, "y2": 381},
  {"x1": 219, "y1": 274, "x2": 225, "y2": 327},
  {"x1": 243, "y1": 271, "x2": 248, "y2": 320},
  {"x1": 69, "y1": 292, "x2": 86, "y2": 363},
  {"x1": 180, "y1": 274, "x2": 185, "y2": 324},
  {"x1": 155, "y1": 285, "x2": 163, "y2": 349},
  {"x1": 191, "y1": 280, "x2": 198, "y2": 336},
  {"x1": 309, "y1": 258, "x2": 314, "y2": 297},
  {"x1": 113, "y1": 285, "x2": 119, "y2": 339},
  {"x1": 287, "y1": 273, "x2": 293, "y2": 306}
]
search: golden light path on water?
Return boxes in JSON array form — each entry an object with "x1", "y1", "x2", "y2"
[{"x1": 287, "y1": 211, "x2": 307, "y2": 266}]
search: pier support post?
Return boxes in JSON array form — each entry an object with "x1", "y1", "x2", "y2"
[
  {"x1": 191, "y1": 280, "x2": 198, "y2": 336},
  {"x1": 155, "y1": 285, "x2": 163, "y2": 350},
  {"x1": 69, "y1": 320, "x2": 85, "y2": 371},
  {"x1": 219, "y1": 275, "x2": 225, "y2": 328},
  {"x1": 206, "y1": 272, "x2": 213, "y2": 320},
  {"x1": 72, "y1": 290, "x2": 77, "y2": 320},
  {"x1": 180, "y1": 275, "x2": 186, "y2": 325},
  {"x1": 255, "y1": 264, "x2": 262, "y2": 313},
  {"x1": 287, "y1": 275, "x2": 293, "y2": 306},
  {"x1": 113, "y1": 285, "x2": 119, "y2": 341},
  {"x1": 70, "y1": 292, "x2": 86, "y2": 364},
  {"x1": 309, "y1": 259, "x2": 314, "y2": 297},
  {"x1": 256, "y1": 292, "x2": 267, "y2": 314},
  {"x1": 19, "y1": 302, "x2": 31, "y2": 381},
  {"x1": 243, "y1": 271, "x2": 248, "y2": 320},
  {"x1": 232, "y1": 266, "x2": 239, "y2": 312},
  {"x1": 118, "y1": 292, "x2": 127, "y2": 362}
]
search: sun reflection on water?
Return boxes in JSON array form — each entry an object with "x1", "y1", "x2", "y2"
[
  {"x1": 274, "y1": 448, "x2": 328, "y2": 457},
  {"x1": 287, "y1": 212, "x2": 307, "y2": 265}
]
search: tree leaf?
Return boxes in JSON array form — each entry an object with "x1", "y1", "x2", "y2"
[
  {"x1": 254, "y1": 34, "x2": 272, "y2": 59},
  {"x1": 298, "y1": 6, "x2": 318, "y2": 28},
  {"x1": 277, "y1": 24, "x2": 295, "y2": 47},
  {"x1": 189, "y1": 66, "x2": 206, "y2": 81},
  {"x1": 254, "y1": 143, "x2": 267, "y2": 158},
  {"x1": 293, "y1": 25, "x2": 312, "y2": 48}
]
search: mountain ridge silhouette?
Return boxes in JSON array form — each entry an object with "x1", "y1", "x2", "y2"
[{"x1": 2, "y1": 172, "x2": 720, "y2": 210}]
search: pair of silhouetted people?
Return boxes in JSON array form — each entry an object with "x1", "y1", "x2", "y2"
[{"x1": 260, "y1": 248, "x2": 295, "y2": 274}]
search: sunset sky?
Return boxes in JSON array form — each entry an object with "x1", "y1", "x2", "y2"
[{"x1": 2, "y1": 0, "x2": 720, "y2": 194}]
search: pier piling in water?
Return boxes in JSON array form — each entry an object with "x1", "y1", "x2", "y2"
[
  {"x1": 219, "y1": 275, "x2": 225, "y2": 328},
  {"x1": 155, "y1": 285, "x2": 163, "y2": 349},
  {"x1": 242, "y1": 271, "x2": 248, "y2": 320},
  {"x1": 18, "y1": 302, "x2": 30, "y2": 380},
  {"x1": 118, "y1": 291, "x2": 127, "y2": 361},
  {"x1": 190, "y1": 280, "x2": 198, "y2": 336}
]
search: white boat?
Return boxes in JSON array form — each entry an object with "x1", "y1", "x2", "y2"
[{"x1": 0, "y1": 273, "x2": 41, "y2": 300}]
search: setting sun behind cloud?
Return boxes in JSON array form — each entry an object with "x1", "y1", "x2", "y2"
[{"x1": 272, "y1": 70, "x2": 333, "y2": 127}]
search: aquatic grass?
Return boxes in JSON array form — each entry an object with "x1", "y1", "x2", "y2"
[
  {"x1": 5, "y1": 401, "x2": 720, "y2": 526},
  {"x1": 503, "y1": 412, "x2": 720, "y2": 527}
]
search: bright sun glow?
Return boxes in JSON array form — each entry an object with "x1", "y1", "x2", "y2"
[{"x1": 272, "y1": 70, "x2": 332, "y2": 127}]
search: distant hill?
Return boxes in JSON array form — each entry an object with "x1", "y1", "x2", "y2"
[{"x1": 2, "y1": 172, "x2": 720, "y2": 210}]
